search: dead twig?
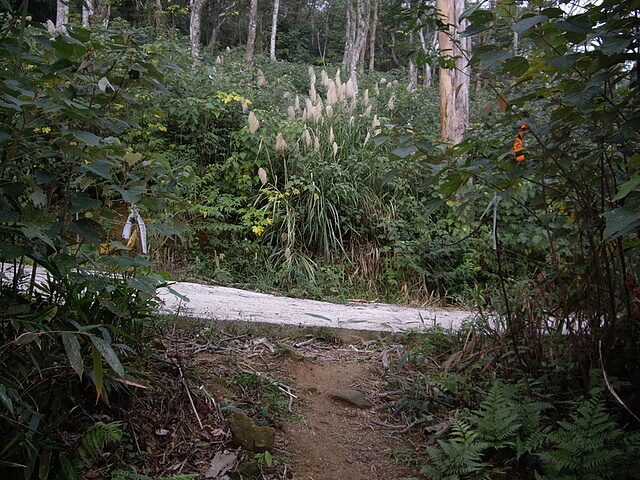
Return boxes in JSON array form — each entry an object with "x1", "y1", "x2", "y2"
[
  {"x1": 369, "y1": 418, "x2": 427, "y2": 433},
  {"x1": 177, "y1": 364, "x2": 203, "y2": 430}
]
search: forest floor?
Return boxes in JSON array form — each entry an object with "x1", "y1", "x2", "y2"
[{"x1": 118, "y1": 317, "x2": 455, "y2": 480}]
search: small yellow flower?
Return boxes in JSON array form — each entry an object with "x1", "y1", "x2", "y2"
[
  {"x1": 252, "y1": 225, "x2": 265, "y2": 236},
  {"x1": 266, "y1": 218, "x2": 273, "y2": 225}
]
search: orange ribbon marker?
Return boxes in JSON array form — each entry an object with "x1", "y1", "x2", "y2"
[{"x1": 513, "y1": 124, "x2": 528, "y2": 162}]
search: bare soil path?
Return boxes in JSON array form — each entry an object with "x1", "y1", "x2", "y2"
[
  {"x1": 283, "y1": 357, "x2": 420, "y2": 480},
  {"x1": 140, "y1": 326, "x2": 429, "y2": 480}
]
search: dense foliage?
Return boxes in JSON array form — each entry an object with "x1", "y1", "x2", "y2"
[{"x1": 1, "y1": 0, "x2": 639, "y2": 478}]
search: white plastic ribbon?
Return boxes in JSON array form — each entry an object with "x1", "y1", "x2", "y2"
[{"x1": 122, "y1": 205, "x2": 148, "y2": 254}]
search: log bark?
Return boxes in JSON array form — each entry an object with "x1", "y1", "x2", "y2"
[
  {"x1": 55, "y1": 0, "x2": 68, "y2": 33},
  {"x1": 437, "y1": 0, "x2": 470, "y2": 144},
  {"x1": 190, "y1": 0, "x2": 206, "y2": 61},
  {"x1": 245, "y1": 0, "x2": 259, "y2": 68},
  {"x1": 270, "y1": 0, "x2": 280, "y2": 59}
]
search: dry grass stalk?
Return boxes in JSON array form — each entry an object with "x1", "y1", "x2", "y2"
[
  {"x1": 328, "y1": 126, "x2": 335, "y2": 145},
  {"x1": 372, "y1": 115, "x2": 381, "y2": 136},
  {"x1": 332, "y1": 141, "x2": 338, "y2": 157},
  {"x1": 287, "y1": 106, "x2": 296, "y2": 121},
  {"x1": 258, "y1": 167, "x2": 268, "y2": 185},
  {"x1": 302, "y1": 128, "x2": 312, "y2": 148},
  {"x1": 257, "y1": 69, "x2": 267, "y2": 86},
  {"x1": 325, "y1": 105, "x2": 334, "y2": 119},
  {"x1": 387, "y1": 93, "x2": 396, "y2": 111},
  {"x1": 275, "y1": 133, "x2": 287, "y2": 152},
  {"x1": 248, "y1": 111, "x2": 259, "y2": 133}
]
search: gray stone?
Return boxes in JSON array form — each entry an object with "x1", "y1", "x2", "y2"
[
  {"x1": 228, "y1": 411, "x2": 276, "y2": 452},
  {"x1": 330, "y1": 390, "x2": 373, "y2": 409}
]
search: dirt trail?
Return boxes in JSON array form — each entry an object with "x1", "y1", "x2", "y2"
[
  {"x1": 283, "y1": 358, "x2": 419, "y2": 480},
  {"x1": 189, "y1": 331, "x2": 425, "y2": 480}
]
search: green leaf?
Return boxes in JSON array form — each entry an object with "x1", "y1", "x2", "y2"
[
  {"x1": 613, "y1": 177, "x2": 640, "y2": 202},
  {"x1": 71, "y1": 130, "x2": 101, "y2": 146},
  {"x1": 460, "y1": 2, "x2": 489, "y2": 21},
  {"x1": 512, "y1": 15, "x2": 548, "y2": 35},
  {"x1": 391, "y1": 145, "x2": 418, "y2": 159},
  {"x1": 114, "y1": 185, "x2": 146, "y2": 204},
  {"x1": 0, "y1": 384, "x2": 14, "y2": 416},
  {"x1": 476, "y1": 48, "x2": 513, "y2": 68},
  {"x1": 70, "y1": 218, "x2": 102, "y2": 245},
  {"x1": 263, "y1": 450, "x2": 273, "y2": 467},
  {"x1": 547, "y1": 53, "x2": 582, "y2": 70},
  {"x1": 71, "y1": 191, "x2": 102, "y2": 213},
  {"x1": 90, "y1": 335, "x2": 125, "y2": 378},
  {"x1": 14, "y1": 332, "x2": 38, "y2": 345},
  {"x1": 38, "y1": 448, "x2": 52, "y2": 480},
  {"x1": 92, "y1": 344, "x2": 104, "y2": 402},
  {"x1": 502, "y1": 56, "x2": 529, "y2": 77},
  {"x1": 556, "y1": 14, "x2": 592, "y2": 34},
  {"x1": 124, "y1": 152, "x2": 144, "y2": 166},
  {"x1": 601, "y1": 35, "x2": 631, "y2": 55},
  {"x1": 58, "y1": 454, "x2": 79, "y2": 480},
  {"x1": 603, "y1": 207, "x2": 640, "y2": 239},
  {"x1": 62, "y1": 332, "x2": 84, "y2": 378},
  {"x1": 82, "y1": 160, "x2": 112, "y2": 180}
]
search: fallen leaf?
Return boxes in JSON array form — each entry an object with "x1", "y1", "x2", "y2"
[{"x1": 205, "y1": 452, "x2": 237, "y2": 479}]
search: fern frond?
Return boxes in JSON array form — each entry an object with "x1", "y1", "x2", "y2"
[
  {"x1": 78, "y1": 421, "x2": 124, "y2": 467},
  {"x1": 543, "y1": 396, "x2": 631, "y2": 479}
]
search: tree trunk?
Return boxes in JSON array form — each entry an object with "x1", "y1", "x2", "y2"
[
  {"x1": 348, "y1": 0, "x2": 369, "y2": 95},
  {"x1": 423, "y1": 63, "x2": 432, "y2": 86},
  {"x1": 245, "y1": 0, "x2": 259, "y2": 68},
  {"x1": 390, "y1": 31, "x2": 399, "y2": 67},
  {"x1": 190, "y1": 0, "x2": 206, "y2": 62},
  {"x1": 208, "y1": 2, "x2": 237, "y2": 47},
  {"x1": 270, "y1": 0, "x2": 280, "y2": 60},
  {"x1": 154, "y1": 0, "x2": 164, "y2": 29},
  {"x1": 437, "y1": 0, "x2": 469, "y2": 144},
  {"x1": 418, "y1": 27, "x2": 436, "y2": 86},
  {"x1": 82, "y1": 0, "x2": 92, "y2": 27},
  {"x1": 55, "y1": 0, "x2": 68, "y2": 32},
  {"x1": 343, "y1": 0, "x2": 355, "y2": 71},
  {"x1": 368, "y1": 0, "x2": 378, "y2": 71},
  {"x1": 95, "y1": 0, "x2": 111, "y2": 28},
  {"x1": 407, "y1": 31, "x2": 417, "y2": 92}
]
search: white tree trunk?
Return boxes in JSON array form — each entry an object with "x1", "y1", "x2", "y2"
[
  {"x1": 245, "y1": 0, "x2": 259, "y2": 68},
  {"x1": 437, "y1": 0, "x2": 469, "y2": 144},
  {"x1": 82, "y1": 0, "x2": 92, "y2": 27},
  {"x1": 190, "y1": 0, "x2": 206, "y2": 62},
  {"x1": 368, "y1": 0, "x2": 378, "y2": 71},
  {"x1": 343, "y1": 0, "x2": 355, "y2": 70},
  {"x1": 418, "y1": 27, "x2": 436, "y2": 86},
  {"x1": 348, "y1": 0, "x2": 369, "y2": 95},
  {"x1": 423, "y1": 63, "x2": 432, "y2": 86},
  {"x1": 56, "y1": 0, "x2": 68, "y2": 33},
  {"x1": 408, "y1": 31, "x2": 417, "y2": 92},
  {"x1": 270, "y1": 0, "x2": 280, "y2": 59}
]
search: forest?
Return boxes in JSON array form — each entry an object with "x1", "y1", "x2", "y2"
[{"x1": 1, "y1": 0, "x2": 639, "y2": 478}]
